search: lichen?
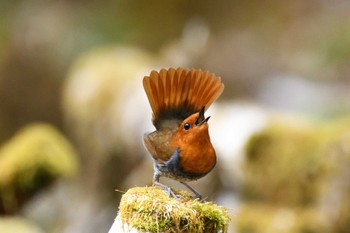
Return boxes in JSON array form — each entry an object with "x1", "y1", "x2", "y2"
[{"x1": 118, "y1": 186, "x2": 230, "y2": 233}]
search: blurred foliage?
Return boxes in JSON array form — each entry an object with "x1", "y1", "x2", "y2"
[
  {"x1": 0, "y1": 217, "x2": 43, "y2": 233},
  {"x1": 318, "y1": 22, "x2": 350, "y2": 79},
  {"x1": 62, "y1": 45, "x2": 155, "y2": 206},
  {"x1": 240, "y1": 117, "x2": 350, "y2": 233},
  {"x1": 1, "y1": 0, "x2": 349, "y2": 142},
  {"x1": 321, "y1": 27, "x2": 350, "y2": 65},
  {"x1": 235, "y1": 204, "x2": 328, "y2": 233},
  {"x1": 0, "y1": 123, "x2": 78, "y2": 214}
]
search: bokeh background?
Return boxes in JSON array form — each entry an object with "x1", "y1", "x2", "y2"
[{"x1": 0, "y1": 1, "x2": 350, "y2": 232}]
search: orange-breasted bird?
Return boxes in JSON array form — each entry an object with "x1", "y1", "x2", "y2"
[{"x1": 143, "y1": 67, "x2": 224, "y2": 199}]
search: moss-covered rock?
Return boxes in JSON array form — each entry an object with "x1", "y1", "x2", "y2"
[
  {"x1": 0, "y1": 123, "x2": 78, "y2": 214},
  {"x1": 117, "y1": 186, "x2": 230, "y2": 233},
  {"x1": 243, "y1": 122, "x2": 322, "y2": 206},
  {"x1": 241, "y1": 117, "x2": 350, "y2": 233}
]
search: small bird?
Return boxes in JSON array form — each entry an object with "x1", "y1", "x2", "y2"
[{"x1": 143, "y1": 67, "x2": 224, "y2": 199}]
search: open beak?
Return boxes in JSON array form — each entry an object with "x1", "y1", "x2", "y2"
[{"x1": 195, "y1": 106, "x2": 210, "y2": 126}]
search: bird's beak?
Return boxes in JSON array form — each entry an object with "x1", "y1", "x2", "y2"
[{"x1": 195, "y1": 106, "x2": 210, "y2": 126}]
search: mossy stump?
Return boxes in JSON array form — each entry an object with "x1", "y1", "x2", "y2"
[{"x1": 109, "y1": 186, "x2": 230, "y2": 233}]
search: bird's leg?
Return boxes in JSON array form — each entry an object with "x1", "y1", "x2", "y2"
[
  {"x1": 180, "y1": 181, "x2": 203, "y2": 201},
  {"x1": 153, "y1": 173, "x2": 179, "y2": 199},
  {"x1": 154, "y1": 181, "x2": 179, "y2": 199}
]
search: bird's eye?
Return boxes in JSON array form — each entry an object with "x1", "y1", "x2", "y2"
[{"x1": 184, "y1": 123, "x2": 190, "y2": 130}]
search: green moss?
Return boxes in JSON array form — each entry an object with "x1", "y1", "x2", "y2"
[{"x1": 119, "y1": 186, "x2": 230, "y2": 233}]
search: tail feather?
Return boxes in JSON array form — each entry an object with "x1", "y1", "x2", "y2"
[{"x1": 143, "y1": 67, "x2": 224, "y2": 129}]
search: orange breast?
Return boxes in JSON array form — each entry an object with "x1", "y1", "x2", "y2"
[{"x1": 175, "y1": 135, "x2": 216, "y2": 175}]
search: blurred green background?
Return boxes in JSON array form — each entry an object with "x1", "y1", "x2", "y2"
[{"x1": 0, "y1": 0, "x2": 349, "y2": 232}]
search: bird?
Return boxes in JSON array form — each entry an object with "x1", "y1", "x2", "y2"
[{"x1": 143, "y1": 67, "x2": 224, "y2": 199}]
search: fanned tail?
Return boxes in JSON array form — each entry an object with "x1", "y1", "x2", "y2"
[{"x1": 143, "y1": 67, "x2": 224, "y2": 129}]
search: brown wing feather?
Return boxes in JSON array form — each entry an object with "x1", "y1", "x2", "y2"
[
  {"x1": 143, "y1": 67, "x2": 224, "y2": 129},
  {"x1": 143, "y1": 129, "x2": 176, "y2": 162}
]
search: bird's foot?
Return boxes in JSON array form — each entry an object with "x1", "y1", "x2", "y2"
[
  {"x1": 153, "y1": 181, "x2": 179, "y2": 199},
  {"x1": 180, "y1": 181, "x2": 204, "y2": 202}
]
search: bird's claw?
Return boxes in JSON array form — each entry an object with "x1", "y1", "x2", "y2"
[
  {"x1": 180, "y1": 181, "x2": 204, "y2": 202},
  {"x1": 153, "y1": 181, "x2": 205, "y2": 202},
  {"x1": 153, "y1": 181, "x2": 180, "y2": 199},
  {"x1": 190, "y1": 193, "x2": 203, "y2": 202},
  {"x1": 165, "y1": 187, "x2": 180, "y2": 199}
]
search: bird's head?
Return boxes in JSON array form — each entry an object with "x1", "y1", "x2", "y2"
[{"x1": 172, "y1": 106, "x2": 211, "y2": 145}]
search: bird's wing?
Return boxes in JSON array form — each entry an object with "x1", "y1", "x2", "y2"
[
  {"x1": 143, "y1": 129, "x2": 176, "y2": 162},
  {"x1": 143, "y1": 67, "x2": 224, "y2": 130}
]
